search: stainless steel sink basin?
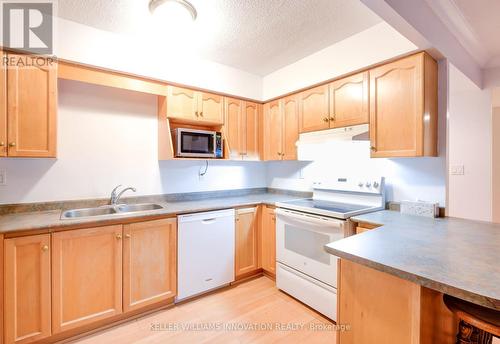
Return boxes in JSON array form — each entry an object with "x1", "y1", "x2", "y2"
[
  {"x1": 61, "y1": 203, "x2": 164, "y2": 219},
  {"x1": 116, "y1": 203, "x2": 163, "y2": 213}
]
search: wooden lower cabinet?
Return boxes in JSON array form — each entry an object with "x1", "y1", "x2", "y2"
[
  {"x1": 261, "y1": 206, "x2": 276, "y2": 275},
  {"x1": 354, "y1": 221, "x2": 381, "y2": 235},
  {"x1": 4, "y1": 234, "x2": 51, "y2": 344},
  {"x1": 123, "y1": 218, "x2": 177, "y2": 312},
  {"x1": 51, "y1": 225, "x2": 123, "y2": 334},
  {"x1": 339, "y1": 259, "x2": 456, "y2": 344},
  {"x1": 235, "y1": 207, "x2": 260, "y2": 278}
]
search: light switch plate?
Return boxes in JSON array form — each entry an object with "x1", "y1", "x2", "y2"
[
  {"x1": 450, "y1": 165, "x2": 465, "y2": 175},
  {"x1": 0, "y1": 169, "x2": 6, "y2": 185}
]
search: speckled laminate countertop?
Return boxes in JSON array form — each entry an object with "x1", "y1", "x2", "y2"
[
  {"x1": 325, "y1": 210, "x2": 500, "y2": 310},
  {"x1": 0, "y1": 193, "x2": 302, "y2": 235}
]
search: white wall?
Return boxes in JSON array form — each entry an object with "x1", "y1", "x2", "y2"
[
  {"x1": 448, "y1": 64, "x2": 492, "y2": 221},
  {"x1": 54, "y1": 18, "x2": 263, "y2": 100},
  {"x1": 0, "y1": 80, "x2": 266, "y2": 204},
  {"x1": 262, "y1": 22, "x2": 417, "y2": 100}
]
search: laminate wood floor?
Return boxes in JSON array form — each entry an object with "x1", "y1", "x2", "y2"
[{"x1": 71, "y1": 276, "x2": 338, "y2": 344}]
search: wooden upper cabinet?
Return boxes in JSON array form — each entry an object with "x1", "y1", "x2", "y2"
[
  {"x1": 299, "y1": 84, "x2": 329, "y2": 133},
  {"x1": 242, "y1": 101, "x2": 260, "y2": 160},
  {"x1": 167, "y1": 86, "x2": 224, "y2": 125},
  {"x1": 4, "y1": 234, "x2": 51, "y2": 344},
  {"x1": 198, "y1": 92, "x2": 224, "y2": 125},
  {"x1": 7, "y1": 53, "x2": 57, "y2": 157},
  {"x1": 52, "y1": 225, "x2": 123, "y2": 334},
  {"x1": 282, "y1": 95, "x2": 299, "y2": 160},
  {"x1": 123, "y1": 218, "x2": 177, "y2": 312},
  {"x1": 224, "y1": 99, "x2": 261, "y2": 161},
  {"x1": 330, "y1": 71, "x2": 369, "y2": 128},
  {"x1": 0, "y1": 51, "x2": 6, "y2": 157},
  {"x1": 166, "y1": 86, "x2": 197, "y2": 122},
  {"x1": 263, "y1": 100, "x2": 283, "y2": 160},
  {"x1": 224, "y1": 97, "x2": 242, "y2": 159},
  {"x1": 261, "y1": 206, "x2": 276, "y2": 275},
  {"x1": 369, "y1": 52, "x2": 437, "y2": 157},
  {"x1": 235, "y1": 207, "x2": 259, "y2": 278}
]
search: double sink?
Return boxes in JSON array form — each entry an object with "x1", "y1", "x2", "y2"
[{"x1": 61, "y1": 203, "x2": 164, "y2": 219}]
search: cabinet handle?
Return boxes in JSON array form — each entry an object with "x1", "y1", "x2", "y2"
[
  {"x1": 370, "y1": 146, "x2": 377, "y2": 151},
  {"x1": 329, "y1": 115, "x2": 335, "y2": 122},
  {"x1": 323, "y1": 117, "x2": 329, "y2": 123},
  {"x1": 195, "y1": 111, "x2": 199, "y2": 117},
  {"x1": 8, "y1": 142, "x2": 15, "y2": 147},
  {"x1": 125, "y1": 234, "x2": 131, "y2": 238},
  {"x1": 199, "y1": 111, "x2": 203, "y2": 117},
  {"x1": 116, "y1": 233, "x2": 122, "y2": 239},
  {"x1": 41, "y1": 245, "x2": 49, "y2": 252},
  {"x1": 0, "y1": 142, "x2": 4, "y2": 147}
]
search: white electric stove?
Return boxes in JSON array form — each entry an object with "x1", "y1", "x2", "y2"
[{"x1": 275, "y1": 177, "x2": 385, "y2": 321}]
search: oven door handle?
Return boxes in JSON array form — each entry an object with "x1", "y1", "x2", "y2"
[{"x1": 276, "y1": 209, "x2": 344, "y2": 229}]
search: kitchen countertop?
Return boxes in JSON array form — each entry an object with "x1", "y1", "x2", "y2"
[
  {"x1": 325, "y1": 210, "x2": 500, "y2": 310},
  {"x1": 0, "y1": 192, "x2": 301, "y2": 235}
]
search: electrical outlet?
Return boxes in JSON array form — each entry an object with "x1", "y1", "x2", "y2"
[
  {"x1": 0, "y1": 169, "x2": 6, "y2": 185},
  {"x1": 450, "y1": 165, "x2": 465, "y2": 175}
]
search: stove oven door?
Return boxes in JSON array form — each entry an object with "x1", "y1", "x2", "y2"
[{"x1": 276, "y1": 208, "x2": 346, "y2": 287}]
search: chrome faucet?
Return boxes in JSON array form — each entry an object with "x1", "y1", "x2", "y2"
[{"x1": 110, "y1": 185, "x2": 137, "y2": 205}]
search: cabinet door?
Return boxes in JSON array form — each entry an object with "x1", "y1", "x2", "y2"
[
  {"x1": 263, "y1": 100, "x2": 283, "y2": 160},
  {"x1": 330, "y1": 71, "x2": 369, "y2": 128},
  {"x1": 298, "y1": 84, "x2": 329, "y2": 133},
  {"x1": 52, "y1": 225, "x2": 123, "y2": 333},
  {"x1": 369, "y1": 54, "x2": 424, "y2": 157},
  {"x1": 224, "y1": 97, "x2": 242, "y2": 159},
  {"x1": 4, "y1": 234, "x2": 51, "y2": 344},
  {"x1": 242, "y1": 101, "x2": 260, "y2": 160},
  {"x1": 123, "y1": 218, "x2": 177, "y2": 312},
  {"x1": 166, "y1": 86, "x2": 197, "y2": 121},
  {"x1": 0, "y1": 50, "x2": 6, "y2": 157},
  {"x1": 235, "y1": 207, "x2": 259, "y2": 278},
  {"x1": 282, "y1": 95, "x2": 299, "y2": 160},
  {"x1": 198, "y1": 92, "x2": 224, "y2": 125},
  {"x1": 7, "y1": 54, "x2": 57, "y2": 157},
  {"x1": 261, "y1": 206, "x2": 276, "y2": 275}
]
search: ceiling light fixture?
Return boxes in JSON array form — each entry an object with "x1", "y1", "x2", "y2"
[{"x1": 149, "y1": 0, "x2": 197, "y2": 21}]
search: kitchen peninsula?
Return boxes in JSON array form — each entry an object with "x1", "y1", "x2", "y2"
[{"x1": 326, "y1": 210, "x2": 500, "y2": 344}]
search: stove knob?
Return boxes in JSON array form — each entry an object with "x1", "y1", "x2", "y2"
[
  {"x1": 358, "y1": 182, "x2": 364, "y2": 187},
  {"x1": 365, "y1": 182, "x2": 371, "y2": 188},
  {"x1": 373, "y1": 181, "x2": 379, "y2": 188}
]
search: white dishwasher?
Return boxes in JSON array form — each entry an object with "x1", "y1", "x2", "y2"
[{"x1": 177, "y1": 209, "x2": 235, "y2": 301}]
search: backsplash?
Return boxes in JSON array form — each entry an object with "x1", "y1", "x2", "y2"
[{"x1": 267, "y1": 140, "x2": 447, "y2": 206}]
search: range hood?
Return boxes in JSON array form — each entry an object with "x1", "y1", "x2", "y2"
[{"x1": 297, "y1": 124, "x2": 369, "y2": 144}]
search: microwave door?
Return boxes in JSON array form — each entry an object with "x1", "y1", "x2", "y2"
[{"x1": 179, "y1": 131, "x2": 215, "y2": 158}]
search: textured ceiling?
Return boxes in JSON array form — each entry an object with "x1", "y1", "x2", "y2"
[{"x1": 57, "y1": 0, "x2": 382, "y2": 75}]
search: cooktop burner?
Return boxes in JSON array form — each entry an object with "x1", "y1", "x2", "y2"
[
  {"x1": 277, "y1": 177, "x2": 386, "y2": 219},
  {"x1": 281, "y1": 199, "x2": 369, "y2": 213}
]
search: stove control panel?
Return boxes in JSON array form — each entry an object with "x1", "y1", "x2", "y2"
[{"x1": 314, "y1": 177, "x2": 385, "y2": 194}]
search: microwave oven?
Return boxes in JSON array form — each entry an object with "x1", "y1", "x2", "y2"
[{"x1": 173, "y1": 128, "x2": 223, "y2": 158}]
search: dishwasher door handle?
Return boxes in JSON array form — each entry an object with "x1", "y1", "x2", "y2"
[{"x1": 201, "y1": 218, "x2": 217, "y2": 224}]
